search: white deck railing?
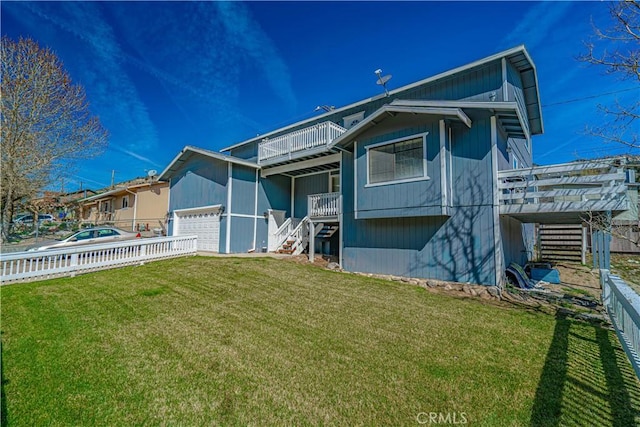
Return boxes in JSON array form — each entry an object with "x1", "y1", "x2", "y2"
[
  {"x1": 308, "y1": 192, "x2": 341, "y2": 218},
  {"x1": 601, "y1": 269, "x2": 640, "y2": 379},
  {"x1": 271, "y1": 217, "x2": 302, "y2": 252},
  {"x1": 287, "y1": 217, "x2": 310, "y2": 256},
  {"x1": 1, "y1": 235, "x2": 197, "y2": 285},
  {"x1": 498, "y1": 161, "x2": 629, "y2": 215},
  {"x1": 258, "y1": 121, "x2": 347, "y2": 163}
]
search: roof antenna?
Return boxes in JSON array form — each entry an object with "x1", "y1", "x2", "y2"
[
  {"x1": 374, "y1": 69, "x2": 392, "y2": 96},
  {"x1": 315, "y1": 105, "x2": 335, "y2": 112}
]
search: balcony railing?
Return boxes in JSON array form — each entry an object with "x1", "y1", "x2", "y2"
[
  {"x1": 258, "y1": 121, "x2": 347, "y2": 163},
  {"x1": 498, "y1": 161, "x2": 629, "y2": 216},
  {"x1": 308, "y1": 192, "x2": 341, "y2": 218}
]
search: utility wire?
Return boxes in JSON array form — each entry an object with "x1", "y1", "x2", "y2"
[{"x1": 542, "y1": 87, "x2": 639, "y2": 108}]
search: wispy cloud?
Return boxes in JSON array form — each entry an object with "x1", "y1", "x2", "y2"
[
  {"x1": 107, "y1": 1, "x2": 268, "y2": 134},
  {"x1": 501, "y1": 2, "x2": 574, "y2": 51},
  {"x1": 110, "y1": 144, "x2": 161, "y2": 167},
  {"x1": 216, "y1": 2, "x2": 297, "y2": 110},
  {"x1": 8, "y1": 2, "x2": 159, "y2": 152}
]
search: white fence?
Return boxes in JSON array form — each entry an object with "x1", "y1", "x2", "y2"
[
  {"x1": 1, "y1": 235, "x2": 198, "y2": 285},
  {"x1": 601, "y1": 269, "x2": 640, "y2": 379},
  {"x1": 258, "y1": 121, "x2": 346, "y2": 162}
]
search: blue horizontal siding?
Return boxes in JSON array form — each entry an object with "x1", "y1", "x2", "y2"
[
  {"x1": 245, "y1": 61, "x2": 503, "y2": 150},
  {"x1": 258, "y1": 174, "x2": 291, "y2": 217},
  {"x1": 230, "y1": 141, "x2": 258, "y2": 161},
  {"x1": 294, "y1": 173, "x2": 329, "y2": 218},
  {"x1": 342, "y1": 206, "x2": 496, "y2": 285},
  {"x1": 229, "y1": 216, "x2": 255, "y2": 253},
  {"x1": 168, "y1": 154, "x2": 228, "y2": 211},
  {"x1": 231, "y1": 164, "x2": 257, "y2": 216},
  {"x1": 355, "y1": 121, "x2": 441, "y2": 218}
]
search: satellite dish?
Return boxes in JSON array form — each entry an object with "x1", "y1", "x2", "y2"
[
  {"x1": 147, "y1": 169, "x2": 157, "y2": 177},
  {"x1": 374, "y1": 69, "x2": 392, "y2": 96}
]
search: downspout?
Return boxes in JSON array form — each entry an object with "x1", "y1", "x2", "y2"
[
  {"x1": 252, "y1": 168, "x2": 259, "y2": 252},
  {"x1": 124, "y1": 188, "x2": 138, "y2": 232}
]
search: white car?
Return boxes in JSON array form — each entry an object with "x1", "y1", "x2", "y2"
[
  {"x1": 28, "y1": 227, "x2": 141, "y2": 251},
  {"x1": 14, "y1": 214, "x2": 56, "y2": 224}
]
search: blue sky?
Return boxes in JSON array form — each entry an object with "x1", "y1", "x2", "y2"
[{"x1": 2, "y1": 1, "x2": 638, "y2": 191}]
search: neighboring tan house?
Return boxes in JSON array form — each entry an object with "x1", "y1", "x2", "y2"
[
  {"x1": 158, "y1": 46, "x2": 631, "y2": 286},
  {"x1": 80, "y1": 180, "x2": 169, "y2": 233}
]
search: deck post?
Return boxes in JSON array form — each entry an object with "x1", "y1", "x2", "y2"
[
  {"x1": 309, "y1": 221, "x2": 315, "y2": 263},
  {"x1": 581, "y1": 225, "x2": 587, "y2": 265}
]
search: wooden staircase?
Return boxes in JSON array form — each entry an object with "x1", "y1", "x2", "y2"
[
  {"x1": 277, "y1": 239, "x2": 298, "y2": 254},
  {"x1": 274, "y1": 217, "x2": 310, "y2": 255},
  {"x1": 314, "y1": 223, "x2": 339, "y2": 239}
]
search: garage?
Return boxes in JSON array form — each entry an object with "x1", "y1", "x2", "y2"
[{"x1": 173, "y1": 205, "x2": 221, "y2": 252}]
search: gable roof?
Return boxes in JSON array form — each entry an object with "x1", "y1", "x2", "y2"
[
  {"x1": 158, "y1": 145, "x2": 259, "y2": 181},
  {"x1": 222, "y1": 45, "x2": 542, "y2": 153}
]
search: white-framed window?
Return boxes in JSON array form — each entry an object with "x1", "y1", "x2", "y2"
[
  {"x1": 343, "y1": 111, "x2": 365, "y2": 129},
  {"x1": 122, "y1": 195, "x2": 129, "y2": 209},
  {"x1": 366, "y1": 132, "x2": 429, "y2": 186},
  {"x1": 512, "y1": 155, "x2": 519, "y2": 169}
]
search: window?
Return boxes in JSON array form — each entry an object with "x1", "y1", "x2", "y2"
[
  {"x1": 122, "y1": 195, "x2": 129, "y2": 209},
  {"x1": 512, "y1": 155, "x2": 519, "y2": 169},
  {"x1": 367, "y1": 134, "x2": 427, "y2": 185},
  {"x1": 74, "y1": 231, "x2": 94, "y2": 241},
  {"x1": 98, "y1": 229, "x2": 119, "y2": 237}
]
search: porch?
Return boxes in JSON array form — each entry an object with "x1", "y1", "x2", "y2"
[
  {"x1": 498, "y1": 161, "x2": 631, "y2": 224},
  {"x1": 268, "y1": 192, "x2": 341, "y2": 256}
]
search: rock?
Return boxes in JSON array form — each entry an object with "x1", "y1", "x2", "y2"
[
  {"x1": 326, "y1": 262, "x2": 341, "y2": 270},
  {"x1": 487, "y1": 286, "x2": 501, "y2": 298},
  {"x1": 462, "y1": 284, "x2": 472, "y2": 294},
  {"x1": 409, "y1": 279, "x2": 420, "y2": 285},
  {"x1": 444, "y1": 284, "x2": 453, "y2": 291},
  {"x1": 425, "y1": 280, "x2": 436, "y2": 288}
]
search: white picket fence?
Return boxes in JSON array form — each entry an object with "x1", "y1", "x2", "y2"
[
  {"x1": 601, "y1": 269, "x2": 640, "y2": 379},
  {"x1": 0, "y1": 235, "x2": 198, "y2": 285}
]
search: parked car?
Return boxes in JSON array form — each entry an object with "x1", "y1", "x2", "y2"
[
  {"x1": 28, "y1": 227, "x2": 141, "y2": 251},
  {"x1": 14, "y1": 214, "x2": 56, "y2": 224}
]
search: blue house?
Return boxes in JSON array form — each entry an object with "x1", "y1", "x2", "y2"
[{"x1": 159, "y1": 46, "x2": 629, "y2": 286}]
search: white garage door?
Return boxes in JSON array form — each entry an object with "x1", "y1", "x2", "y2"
[{"x1": 174, "y1": 206, "x2": 221, "y2": 252}]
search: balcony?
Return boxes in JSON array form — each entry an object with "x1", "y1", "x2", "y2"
[
  {"x1": 308, "y1": 192, "x2": 341, "y2": 219},
  {"x1": 258, "y1": 121, "x2": 347, "y2": 164},
  {"x1": 498, "y1": 161, "x2": 630, "y2": 223}
]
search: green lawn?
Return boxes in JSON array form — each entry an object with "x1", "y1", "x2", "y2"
[{"x1": 2, "y1": 256, "x2": 639, "y2": 426}]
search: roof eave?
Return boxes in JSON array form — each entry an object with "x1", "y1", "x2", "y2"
[{"x1": 158, "y1": 145, "x2": 260, "y2": 181}]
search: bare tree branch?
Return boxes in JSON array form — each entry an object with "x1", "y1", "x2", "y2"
[
  {"x1": 578, "y1": 1, "x2": 640, "y2": 149},
  {"x1": 0, "y1": 37, "x2": 108, "y2": 240}
]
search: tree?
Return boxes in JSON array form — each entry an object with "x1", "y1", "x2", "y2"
[
  {"x1": 1, "y1": 36, "x2": 108, "y2": 240},
  {"x1": 578, "y1": 0, "x2": 639, "y2": 148}
]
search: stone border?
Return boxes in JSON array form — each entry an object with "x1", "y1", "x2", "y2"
[{"x1": 324, "y1": 262, "x2": 501, "y2": 301}]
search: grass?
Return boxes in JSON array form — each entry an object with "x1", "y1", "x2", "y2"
[{"x1": 2, "y1": 256, "x2": 640, "y2": 426}]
